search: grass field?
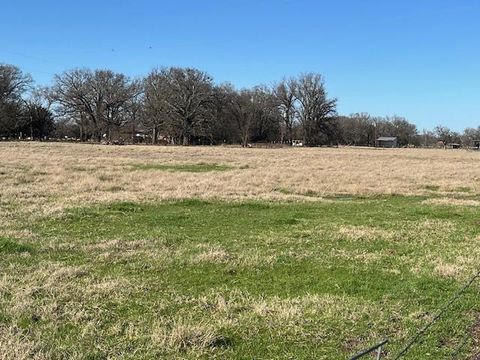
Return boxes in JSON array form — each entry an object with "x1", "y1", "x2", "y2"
[{"x1": 1, "y1": 142, "x2": 479, "y2": 359}]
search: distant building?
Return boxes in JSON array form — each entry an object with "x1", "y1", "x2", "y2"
[
  {"x1": 436, "y1": 140, "x2": 445, "y2": 148},
  {"x1": 447, "y1": 143, "x2": 461, "y2": 149},
  {"x1": 473, "y1": 140, "x2": 480, "y2": 150},
  {"x1": 376, "y1": 136, "x2": 397, "y2": 148}
]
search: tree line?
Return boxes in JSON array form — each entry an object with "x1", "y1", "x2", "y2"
[{"x1": 1, "y1": 63, "x2": 479, "y2": 147}]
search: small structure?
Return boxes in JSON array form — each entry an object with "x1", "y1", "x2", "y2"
[
  {"x1": 376, "y1": 136, "x2": 397, "y2": 148},
  {"x1": 292, "y1": 139, "x2": 303, "y2": 147},
  {"x1": 473, "y1": 140, "x2": 480, "y2": 150},
  {"x1": 447, "y1": 143, "x2": 461, "y2": 149},
  {"x1": 436, "y1": 140, "x2": 445, "y2": 148}
]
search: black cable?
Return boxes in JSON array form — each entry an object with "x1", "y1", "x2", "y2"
[{"x1": 394, "y1": 269, "x2": 480, "y2": 359}]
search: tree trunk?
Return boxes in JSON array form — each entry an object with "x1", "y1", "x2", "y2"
[
  {"x1": 131, "y1": 118, "x2": 136, "y2": 144},
  {"x1": 94, "y1": 124, "x2": 102, "y2": 142},
  {"x1": 152, "y1": 125, "x2": 157, "y2": 144},
  {"x1": 287, "y1": 124, "x2": 292, "y2": 145},
  {"x1": 242, "y1": 133, "x2": 249, "y2": 147}
]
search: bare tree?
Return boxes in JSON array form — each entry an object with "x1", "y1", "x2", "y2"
[
  {"x1": 141, "y1": 67, "x2": 216, "y2": 145},
  {"x1": 388, "y1": 115, "x2": 417, "y2": 146},
  {"x1": 49, "y1": 69, "x2": 100, "y2": 140},
  {"x1": 142, "y1": 69, "x2": 170, "y2": 144},
  {"x1": 0, "y1": 64, "x2": 33, "y2": 137},
  {"x1": 20, "y1": 100, "x2": 55, "y2": 140},
  {"x1": 295, "y1": 73, "x2": 337, "y2": 146},
  {"x1": 207, "y1": 83, "x2": 238, "y2": 144},
  {"x1": 336, "y1": 113, "x2": 373, "y2": 146},
  {"x1": 49, "y1": 69, "x2": 138, "y2": 141},
  {"x1": 95, "y1": 70, "x2": 140, "y2": 140},
  {"x1": 462, "y1": 126, "x2": 480, "y2": 148},
  {"x1": 0, "y1": 64, "x2": 32, "y2": 102},
  {"x1": 274, "y1": 78, "x2": 297, "y2": 144},
  {"x1": 123, "y1": 80, "x2": 144, "y2": 144},
  {"x1": 229, "y1": 89, "x2": 256, "y2": 147},
  {"x1": 249, "y1": 86, "x2": 281, "y2": 143},
  {"x1": 434, "y1": 125, "x2": 452, "y2": 147}
]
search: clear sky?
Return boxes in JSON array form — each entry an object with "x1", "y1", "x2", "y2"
[{"x1": 1, "y1": 0, "x2": 479, "y2": 131}]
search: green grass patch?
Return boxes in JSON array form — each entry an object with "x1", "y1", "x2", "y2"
[
  {"x1": 67, "y1": 165, "x2": 89, "y2": 172},
  {"x1": 106, "y1": 185, "x2": 124, "y2": 192},
  {"x1": 423, "y1": 184, "x2": 441, "y2": 191},
  {"x1": 0, "y1": 237, "x2": 34, "y2": 254},
  {"x1": 2, "y1": 196, "x2": 479, "y2": 359},
  {"x1": 97, "y1": 174, "x2": 114, "y2": 181},
  {"x1": 131, "y1": 163, "x2": 233, "y2": 173},
  {"x1": 453, "y1": 186, "x2": 472, "y2": 193}
]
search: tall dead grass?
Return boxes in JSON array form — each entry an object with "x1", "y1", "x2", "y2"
[{"x1": 0, "y1": 142, "x2": 479, "y2": 223}]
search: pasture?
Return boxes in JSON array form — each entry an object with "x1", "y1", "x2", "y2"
[{"x1": 0, "y1": 142, "x2": 479, "y2": 359}]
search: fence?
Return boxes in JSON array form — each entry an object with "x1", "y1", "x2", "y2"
[
  {"x1": 348, "y1": 269, "x2": 480, "y2": 359},
  {"x1": 349, "y1": 340, "x2": 388, "y2": 360}
]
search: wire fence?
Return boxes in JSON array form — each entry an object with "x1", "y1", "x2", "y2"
[
  {"x1": 349, "y1": 340, "x2": 388, "y2": 360},
  {"x1": 348, "y1": 269, "x2": 480, "y2": 359}
]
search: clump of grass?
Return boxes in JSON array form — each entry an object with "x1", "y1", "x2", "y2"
[
  {"x1": 131, "y1": 163, "x2": 232, "y2": 172},
  {"x1": 0, "y1": 237, "x2": 34, "y2": 254},
  {"x1": 106, "y1": 186, "x2": 123, "y2": 192},
  {"x1": 0, "y1": 325, "x2": 47, "y2": 359},
  {"x1": 275, "y1": 187, "x2": 293, "y2": 195},
  {"x1": 301, "y1": 189, "x2": 320, "y2": 197},
  {"x1": 434, "y1": 260, "x2": 462, "y2": 278},
  {"x1": 67, "y1": 166, "x2": 89, "y2": 172},
  {"x1": 454, "y1": 186, "x2": 472, "y2": 193},
  {"x1": 13, "y1": 174, "x2": 34, "y2": 185},
  {"x1": 97, "y1": 174, "x2": 114, "y2": 181},
  {"x1": 153, "y1": 320, "x2": 231, "y2": 351},
  {"x1": 324, "y1": 193, "x2": 355, "y2": 201},
  {"x1": 423, "y1": 184, "x2": 441, "y2": 191},
  {"x1": 194, "y1": 245, "x2": 232, "y2": 264},
  {"x1": 335, "y1": 225, "x2": 394, "y2": 242},
  {"x1": 31, "y1": 170, "x2": 48, "y2": 176}
]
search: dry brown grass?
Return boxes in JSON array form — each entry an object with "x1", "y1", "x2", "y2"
[
  {"x1": 1, "y1": 142, "x2": 479, "y2": 223},
  {"x1": 335, "y1": 225, "x2": 395, "y2": 242},
  {"x1": 1, "y1": 142, "x2": 478, "y2": 358},
  {"x1": 152, "y1": 319, "x2": 227, "y2": 351},
  {"x1": 194, "y1": 244, "x2": 232, "y2": 264},
  {"x1": 422, "y1": 197, "x2": 480, "y2": 207},
  {"x1": 0, "y1": 326, "x2": 48, "y2": 360}
]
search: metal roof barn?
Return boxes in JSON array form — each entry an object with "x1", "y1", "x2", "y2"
[{"x1": 376, "y1": 137, "x2": 398, "y2": 148}]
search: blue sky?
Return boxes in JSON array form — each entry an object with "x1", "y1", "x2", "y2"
[{"x1": 1, "y1": 0, "x2": 479, "y2": 131}]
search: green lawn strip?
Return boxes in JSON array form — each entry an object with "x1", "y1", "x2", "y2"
[{"x1": 1, "y1": 196, "x2": 478, "y2": 358}]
